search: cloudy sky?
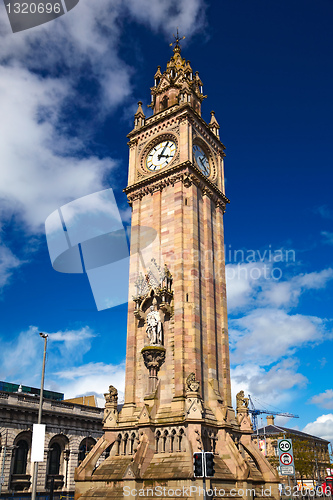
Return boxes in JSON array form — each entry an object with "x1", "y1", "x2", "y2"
[{"x1": 0, "y1": 0, "x2": 332, "y2": 443}]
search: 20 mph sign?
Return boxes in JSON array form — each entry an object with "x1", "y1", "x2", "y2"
[
  {"x1": 279, "y1": 439, "x2": 292, "y2": 452},
  {"x1": 278, "y1": 439, "x2": 295, "y2": 475}
]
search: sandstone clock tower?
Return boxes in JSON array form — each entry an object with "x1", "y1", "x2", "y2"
[{"x1": 75, "y1": 39, "x2": 278, "y2": 500}]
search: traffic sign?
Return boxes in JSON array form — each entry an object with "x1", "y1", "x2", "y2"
[
  {"x1": 280, "y1": 465, "x2": 295, "y2": 475},
  {"x1": 278, "y1": 438, "x2": 294, "y2": 475},
  {"x1": 0, "y1": 476, "x2": 4, "y2": 485},
  {"x1": 280, "y1": 453, "x2": 293, "y2": 465},
  {"x1": 278, "y1": 439, "x2": 292, "y2": 452}
]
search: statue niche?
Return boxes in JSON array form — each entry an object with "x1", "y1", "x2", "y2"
[{"x1": 141, "y1": 301, "x2": 166, "y2": 394}]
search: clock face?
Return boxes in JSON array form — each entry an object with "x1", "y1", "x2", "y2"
[
  {"x1": 146, "y1": 140, "x2": 176, "y2": 171},
  {"x1": 193, "y1": 145, "x2": 210, "y2": 176}
]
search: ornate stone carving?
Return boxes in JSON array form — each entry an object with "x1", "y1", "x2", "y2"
[
  {"x1": 216, "y1": 200, "x2": 227, "y2": 213},
  {"x1": 183, "y1": 173, "x2": 192, "y2": 187},
  {"x1": 125, "y1": 161, "x2": 230, "y2": 209},
  {"x1": 141, "y1": 346, "x2": 166, "y2": 393},
  {"x1": 236, "y1": 390, "x2": 249, "y2": 410},
  {"x1": 134, "y1": 273, "x2": 150, "y2": 297},
  {"x1": 186, "y1": 373, "x2": 200, "y2": 393},
  {"x1": 142, "y1": 347, "x2": 166, "y2": 370},
  {"x1": 185, "y1": 381, "x2": 204, "y2": 419},
  {"x1": 132, "y1": 260, "x2": 173, "y2": 320},
  {"x1": 104, "y1": 385, "x2": 118, "y2": 405},
  {"x1": 127, "y1": 138, "x2": 138, "y2": 148},
  {"x1": 103, "y1": 385, "x2": 119, "y2": 427}
]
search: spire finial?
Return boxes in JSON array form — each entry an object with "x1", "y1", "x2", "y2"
[{"x1": 169, "y1": 28, "x2": 185, "y2": 53}]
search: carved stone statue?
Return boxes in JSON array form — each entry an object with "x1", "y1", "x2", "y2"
[
  {"x1": 104, "y1": 385, "x2": 118, "y2": 405},
  {"x1": 146, "y1": 306, "x2": 163, "y2": 345},
  {"x1": 186, "y1": 372, "x2": 200, "y2": 393},
  {"x1": 236, "y1": 390, "x2": 249, "y2": 409}
]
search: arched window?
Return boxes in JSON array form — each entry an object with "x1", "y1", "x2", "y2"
[
  {"x1": 161, "y1": 95, "x2": 168, "y2": 110},
  {"x1": 48, "y1": 443, "x2": 61, "y2": 475},
  {"x1": 13, "y1": 440, "x2": 29, "y2": 475},
  {"x1": 78, "y1": 437, "x2": 96, "y2": 465}
]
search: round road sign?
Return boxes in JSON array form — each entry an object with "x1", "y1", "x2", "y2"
[
  {"x1": 280, "y1": 453, "x2": 293, "y2": 465},
  {"x1": 279, "y1": 440, "x2": 291, "y2": 452}
]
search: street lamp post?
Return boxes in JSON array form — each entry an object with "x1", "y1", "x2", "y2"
[
  {"x1": 0, "y1": 430, "x2": 8, "y2": 495},
  {"x1": 31, "y1": 332, "x2": 48, "y2": 500}
]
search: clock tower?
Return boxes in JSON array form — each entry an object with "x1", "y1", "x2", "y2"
[{"x1": 75, "y1": 40, "x2": 278, "y2": 500}]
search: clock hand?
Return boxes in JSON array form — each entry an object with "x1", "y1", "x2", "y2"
[
  {"x1": 158, "y1": 142, "x2": 169, "y2": 160},
  {"x1": 199, "y1": 156, "x2": 208, "y2": 174}
]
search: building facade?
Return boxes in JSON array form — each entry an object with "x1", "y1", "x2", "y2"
[
  {"x1": 75, "y1": 40, "x2": 279, "y2": 500},
  {"x1": 253, "y1": 416, "x2": 331, "y2": 487},
  {"x1": 0, "y1": 390, "x2": 104, "y2": 498}
]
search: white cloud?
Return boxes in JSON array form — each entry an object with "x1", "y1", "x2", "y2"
[
  {"x1": 48, "y1": 327, "x2": 96, "y2": 364},
  {"x1": 303, "y1": 414, "x2": 333, "y2": 441},
  {"x1": 0, "y1": 0, "x2": 207, "y2": 234},
  {"x1": 226, "y1": 262, "x2": 333, "y2": 312},
  {"x1": 226, "y1": 262, "x2": 264, "y2": 311},
  {"x1": 55, "y1": 361, "x2": 126, "y2": 400},
  {"x1": 0, "y1": 0, "x2": 207, "y2": 299},
  {"x1": 230, "y1": 308, "x2": 325, "y2": 365},
  {"x1": 227, "y1": 262, "x2": 333, "y2": 375},
  {"x1": 231, "y1": 358, "x2": 307, "y2": 408},
  {"x1": 0, "y1": 65, "x2": 115, "y2": 232},
  {"x1": 0, "y1": 242, "x2": 23, "y2": 288},
  {"x1": 309, "y1": 390, "x2": 333, "y2": 410},
  {"x1": 295, "y1": 269, "x2": 333, "y2": 291},
  {"x1": 0, "y1": 326, "x2": 41, "y2": 383},
  {"x1": 125, "y1": 0, "x2": 207, "y2": 35},
  {"x1": 0, "y1": 325, "x2": 99, "y2": 388},
  {"x1": 0, "y1": 324, "x2": 126, "y2": 400}
]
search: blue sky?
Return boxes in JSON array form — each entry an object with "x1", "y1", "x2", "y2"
[{"x1": 0, "y1": 0, "x2": 332, "y2": 443}]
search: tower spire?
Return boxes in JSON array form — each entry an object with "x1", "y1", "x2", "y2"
[{"x1": 146, "y1": 30, "x2": 208, "y2": 117}]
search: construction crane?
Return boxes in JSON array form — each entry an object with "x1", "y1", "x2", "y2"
[{"x1": 248, "y1": 395, "x2": 299, "y2": 431}]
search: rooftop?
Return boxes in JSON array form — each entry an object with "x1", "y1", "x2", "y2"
[{"x1": 254, "y1": 424, "x2": 330, "y2": 444}]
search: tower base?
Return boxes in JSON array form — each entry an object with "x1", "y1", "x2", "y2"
[{"x1": 74, "y1": 395, "x2": 279, "y2": 500}]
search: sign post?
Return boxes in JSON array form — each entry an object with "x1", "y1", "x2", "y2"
[{"x1": 278, "y1": 439, "x2": 295, "y2": 476}]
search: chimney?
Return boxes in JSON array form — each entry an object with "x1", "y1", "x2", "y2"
[{"x1": 266, "y1": 415, "x2": 274, "y2": 426}]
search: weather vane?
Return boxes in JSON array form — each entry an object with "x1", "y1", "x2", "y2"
[{"x1": 170, "y1": 28, "x2": 185, "y2": 49}]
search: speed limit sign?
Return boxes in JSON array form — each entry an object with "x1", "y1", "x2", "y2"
[
  {"x1": 278, "y1": 439, "x2": 292, "y2": 452},
  {"x1": 278, "y1": 439, "x2": 294, "y2": 475}
]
